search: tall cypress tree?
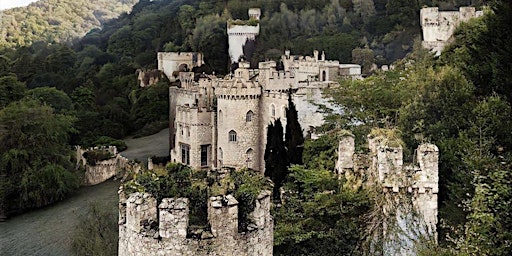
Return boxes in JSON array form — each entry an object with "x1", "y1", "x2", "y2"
[
  {"x1": 285, "y1": 91, "x2": 304, "y2": 165},
  {"x1": 264, "y1": 119, "x2": 288, "y2": 199}
]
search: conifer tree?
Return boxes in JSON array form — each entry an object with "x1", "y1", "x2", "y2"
[
  {"x1": 285, "y1": 91, "x2": 304, "y2": 165},
  {"x1": 264, "y1": 119, "x2": 288, "y2": 199}
]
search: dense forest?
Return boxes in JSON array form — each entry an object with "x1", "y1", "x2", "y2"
[
  {"x1": 1, "y1": 0, "x2": 511, "y2": 255},
  {"x1": 0, "y1": 0, "x2": 138, "y2": 48}
]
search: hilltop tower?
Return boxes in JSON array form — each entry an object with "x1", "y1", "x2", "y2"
[
  {"x1": 227, "y1": 8, "x2": 260, "y2": 67},
  {"x1": 420, "y1": 6, "x2": 483, "y2": 55}
]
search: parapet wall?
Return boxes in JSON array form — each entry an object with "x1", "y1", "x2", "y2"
[
  {"x1": 336, "y1": 132, "x2": 439, "y2": 254},
  {"x1": 76, "y1": 146, "x2": 130, "y2": 185},
  {"x1": 119, "y1": 190, "x2": 273, "y2": 256}
]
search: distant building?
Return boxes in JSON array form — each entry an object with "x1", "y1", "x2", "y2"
[{"x1": 421, "y1": 6, "x2": 483, "y2": 55}]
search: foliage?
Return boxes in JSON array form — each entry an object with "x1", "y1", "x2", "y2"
[
  {"x1": 226, "y1": 168, "x2": 272, "y2": 231},
  {"x1": 124, "y1": 163, "x2": 208, "y2": 226},
  {"x1": 264, "y1": 119, "x2": 289, "y2": 199},
  {"x1": 0, "y1": 99, "x2": 79, "y2": 215},
  {"x1": 71, "y1": 201, "x2": 118, "y2": 256},
  {"x1": 91, "y1": 136, "x2": 128, "y2": 152},
  {"x1": 302, "y1": 133, "x2": 339, "y2": 171},
  {"x1": 25, "y1": 87, "x2": 73, "y2": 113},
  {"x1": 82, "y1": 149, "x2": 114, "y2": 166},
  {"x1": 124, "y1": 165, "x2": 271, "y2": 230},
  {"x1": 0, "y1": 0, "x2": 138, "y2": 48},
  {"x1": 274, "y1": 165, "x2": 371, "y2": 255},
  {"x1": 285, "y1": 91, "x2": 304, "y2": 165},
  {"x1": 0, "y1": 75, "x2": 26, "y2": 108}
]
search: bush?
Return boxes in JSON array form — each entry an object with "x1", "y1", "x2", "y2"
[
  {"x1": 71, "y1": 202, "x2": 118, "y2": 256},
  {"x1": 82, "y1": 150, "x2": 114, "y2": 165}
]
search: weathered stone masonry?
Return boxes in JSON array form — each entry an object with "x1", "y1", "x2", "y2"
[
  {"x1": 118, "y1": 190, "x2": 273, "y2": 256},
  {"x1": 336, "y1": 133, "x2": 439, "y2": 255}
]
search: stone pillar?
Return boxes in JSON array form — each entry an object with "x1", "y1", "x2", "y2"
[
  {"x1": 147, "y1": 157, "x2": 154, "y2": 170},
  {"x1": 208, "y1": 195, "x2": 238, "y2": 238},
  {"x1": 335, "y1": 133, "x2": 355, "y2": 175},
  {"x1": 248, "y1": 190, "x2": 271, "y2": 229},
  {"x1": 377, "y1": 144, "x2": 403, "y2": 191},
  {"x1": 159, "y1": 198, "x2": 189, "y2": 239},
  {"x1": 118, "y1": 186, "x2": 127, "y2": 225},
  {"x1": 416, "y1": 143, "x2": 439, "y2": 193},
  {"x1": 125, "y1": 192, "x2": 157, "y2": 233}
]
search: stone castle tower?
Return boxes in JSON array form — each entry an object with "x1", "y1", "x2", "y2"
[
  {"x1": 227, "y1": 8, "x2": 261, "y2": 65},
  {"x1": 118, "y1": 189, "x2": 273, "y2": 256},
  {"x1": 336, "y1": 131, "x2": 439, "y2": 255},
  {"x1": 420, "y1": 6, "x2": 483, "y2": 55}
]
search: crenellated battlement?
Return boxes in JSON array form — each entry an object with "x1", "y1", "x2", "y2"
[
  {"x1": 119, "y1": 189, "x2": 273, "y2": 256},
  {"x1": 335, "y1": 130, "x2": 439, "y2": 254},
  {"x1": 336, "y1": 131, "x2": 439, "y2": 193},
  {"x1": 76, "y1": 146, "x2": 130, "y2": 185},
  {"x1": 420, "y1": 6, "x2": 483, "y2": 55}
]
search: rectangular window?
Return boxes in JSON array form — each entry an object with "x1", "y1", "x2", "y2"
[
  {"x1": 201, "y1": 145, "x2": 209, "y2": 166},
  {"x1": 181, "y1": 143, "x2": 190, "y2": 165}
]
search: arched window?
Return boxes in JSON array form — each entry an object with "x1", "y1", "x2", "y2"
[
  {"x1": 246, "y1": 110, "x2": 254, "y2": 122},
  {"x1": 322, "y1": 70, "x2": 327, "y2": 81},
  {"x1": 229, "y1": 130, "x2": 237, "y2": 142},
  {"x1": 270, "y1": 104, "x2": 276, "y2": 118},
  {"x1": 218, "y1": 109, "x2": 223, "y2": 124}
]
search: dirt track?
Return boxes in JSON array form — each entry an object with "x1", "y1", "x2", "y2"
[{"x1": 120, "y1": 128, "x2": 169, "y2": 162}]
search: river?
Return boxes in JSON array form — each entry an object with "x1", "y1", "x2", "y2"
[{"x1": 0, "y1": 128, "x2": 169, "y2": 255}]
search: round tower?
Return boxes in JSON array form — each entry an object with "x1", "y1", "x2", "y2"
[{"x1": 215, "y1": 78, "x2": 262, "y2": 171}]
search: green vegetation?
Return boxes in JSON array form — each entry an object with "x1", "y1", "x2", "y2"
[
  {"x1": 71, "y1": 201, "x2": 118, "y2": 256},
  {"x1": 82, "y1": 149, "x2": 114, "y2": 166},
  {"x1": 319, "y1": 2, "x2": 512, "y2": 254},
  {"x1": 0, "y1": 98, "x2": 79, "y2": 215},
  {"x1": 123, "y1": 164, "x2": 271, "y2": 231},
  {"x1": 274, "y1": 165, "x2": 370, "y2": 255},
  {"x1": 0, "y1": 0, "x2": 138, "y2": 48},
  {"x1": 0, "y1": 1, "x2": 509, "y2": 254}
]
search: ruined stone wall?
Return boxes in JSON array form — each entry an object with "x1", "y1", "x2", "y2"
[
  {"x1": 421, "y1": 7, "x2": 483, "y2": 54},
  {"x1": 336, "y1": 133, "x2": 439, "y2": 255},
  {"x1": 76, "y1": 146, "x2": 129, "y2": 185},
  {"x1": 118, "y1": 191, "x2": 273, "y2": 256}
]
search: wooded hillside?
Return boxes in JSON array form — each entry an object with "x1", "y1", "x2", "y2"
[{"x1": 0, "y1": 0, "x2": 137, "y2": 48}]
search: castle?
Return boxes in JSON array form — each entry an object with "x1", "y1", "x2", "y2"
[
  {"x1": 166, "y1": 52, "x2": 361, "y2": 172},
  {"x1": 336, "y1": 131, "x2": 439, "y2": 255},
  {"x1": 421, "y1": 6, "x2": 483, "y2": 55}
]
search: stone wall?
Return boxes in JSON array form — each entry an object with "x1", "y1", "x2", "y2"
[
  {"x1": 158, "y1": 52, "x2": 203, "y2": 81},
  {"x1": 118, "y1": 191, "x2": 273, "y2": 256},
  {"x1": 420, "y1": 6, "x2": 483, "y2": 55},
  {"x1": 76, "y1": 146, "x2": 130, "y2": 185},
  {"x1": 336, "y1": 132, "x2": 439, "y2": 255},
  {"x1": 227, "y1": 9, "x2": 260, "y2": 64}
]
